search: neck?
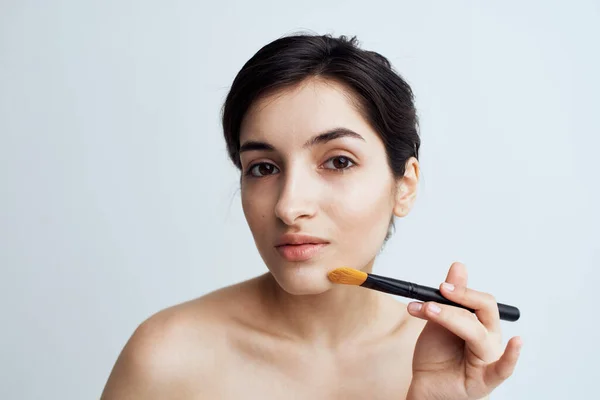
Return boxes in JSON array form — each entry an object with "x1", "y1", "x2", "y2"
[{"x1": 259, "y1": 261, "x2": 394, "y2": 348}]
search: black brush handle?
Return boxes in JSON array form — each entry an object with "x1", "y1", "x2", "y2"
[{"x1": 363, "y1": 274, "x2": 520, "y2": 322}]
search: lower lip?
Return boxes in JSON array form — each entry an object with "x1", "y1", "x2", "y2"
[{"x1": 276, "y1": 243, "x2": 328, "y2": 262}]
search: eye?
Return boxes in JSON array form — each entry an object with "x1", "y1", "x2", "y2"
[
  {"x1": 247, "y1": 162, "x2": 280, "y2": 177},
  {"x1": 323, "y1": 156, "x2": 356, "y2": 171}
]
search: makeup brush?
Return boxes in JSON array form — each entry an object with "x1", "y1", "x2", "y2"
[{"x1": 328, "y1": 267, "x2": 520, "y2": 322}]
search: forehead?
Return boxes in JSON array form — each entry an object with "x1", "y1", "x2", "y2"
[{"x1": 240, "y1": 78, "x2": 375, "y2": 144}]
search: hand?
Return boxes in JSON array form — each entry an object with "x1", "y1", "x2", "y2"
[{"x1": 405, "y1": 262, "x2": 522, "y2": 400}]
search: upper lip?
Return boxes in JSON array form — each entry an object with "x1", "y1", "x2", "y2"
[{"x1": 275, "y1": 233, "x2": 329, "y2": 247}]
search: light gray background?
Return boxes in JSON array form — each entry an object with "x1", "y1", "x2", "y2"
[{"x1": 1, "y1": 1, "x2": 598, "y2": 399}]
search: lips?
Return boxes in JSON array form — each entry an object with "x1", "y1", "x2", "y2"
[{"x1": 275, "y1": 234, "x2": 329, "y2": 262}]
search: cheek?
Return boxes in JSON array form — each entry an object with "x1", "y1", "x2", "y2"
[
  {"x1": 325, "y1": 172, "x2": 394, "y2": 241},
  {"x1": 241, "y1": 188, "x2": 268, "y2": 234}
]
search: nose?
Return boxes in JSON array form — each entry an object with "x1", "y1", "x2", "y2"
[{"x1": 274, "y1": 167, "x2": 318, "y2": 226}]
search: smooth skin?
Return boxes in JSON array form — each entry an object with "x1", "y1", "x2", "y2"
[{"x1": 101, "y1": 78, "x2": 521, "y2": 399}]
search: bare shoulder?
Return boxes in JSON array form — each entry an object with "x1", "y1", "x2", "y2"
[{"x1": 101, "y1": 276, "x2": 263, "y2": 399}]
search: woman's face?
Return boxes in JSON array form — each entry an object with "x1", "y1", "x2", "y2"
[{"x1": 239, "y1": 78, "x2": 403, "y2": 295}]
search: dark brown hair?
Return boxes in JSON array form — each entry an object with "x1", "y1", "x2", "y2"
[{"x1": 221, "y1": 33, "x2": 420, "y2": 178}]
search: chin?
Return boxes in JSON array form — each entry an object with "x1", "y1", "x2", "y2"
[{"x1": 268, "y1": 263, "x2": 334, "y2": 295}]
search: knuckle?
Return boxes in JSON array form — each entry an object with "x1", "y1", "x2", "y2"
[
  {"x1": 458, "y1": 307, "x2": 475, "y2": 320},
  {"x1": 485, "y1": 293, "x2": 498, "y2": 310},
  {"x1": 476, "y1": 329, "x2": 488, "y2": 343},
  {"x1": 467, "y1": 311, "x2": 480, "y2": 324},
  {"x1": 469, "y1": 325, "x2": 488, "y2": 343}
]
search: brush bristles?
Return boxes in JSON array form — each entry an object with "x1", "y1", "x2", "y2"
[{"x1": 327, "y1": 267, "x2": 368, "y2": 286}]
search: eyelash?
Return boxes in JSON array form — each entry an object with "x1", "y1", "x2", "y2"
[{"x1": 245, "y1": 155, "x2": 357, "y2": 178}]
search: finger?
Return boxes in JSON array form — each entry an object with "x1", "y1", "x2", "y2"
[
  {"x1": 407, "y1": 301, "x2": 494, "y2": 360},
  {"x1": 484, "y1": 336, "x2": 523, "y2": 389},
  {"x1": 439, "y1": 283, "x2": 501, "y2": 332},
  {"x1": 445, "y1": 262, "x2": 468, "y2": 287}
]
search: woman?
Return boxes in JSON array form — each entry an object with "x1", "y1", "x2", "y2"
[{"x1": 101, "y1": 33, "x2": 522, "y2": 399}]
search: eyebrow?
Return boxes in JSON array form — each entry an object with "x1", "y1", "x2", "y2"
[{"x1": 239, "y1": 128, "x2": 365, "y2": 154}]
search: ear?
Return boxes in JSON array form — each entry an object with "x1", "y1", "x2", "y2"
[{"x1": 393, "y1": 157, "x2": 420, "y2": 218}]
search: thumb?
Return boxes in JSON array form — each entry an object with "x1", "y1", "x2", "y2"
[{"x1": 483, "y1": 336, "x2": 523, "y2": 389}]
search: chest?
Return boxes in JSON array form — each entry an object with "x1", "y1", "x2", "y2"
[
  {"x1": 217, "y1": 371, "x2": 411, "y2": 400},
  {"x1": 207, "y1": 342, "x2": 414, "y2": 399}
]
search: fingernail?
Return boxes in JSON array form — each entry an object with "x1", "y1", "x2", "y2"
[
  {"x1": 442, "y1": 282, "x2": 455, "y2": 292},
  {"x1": 408, "y1": 302, "x2": 422, "y2": 312},
  {"x1": 429, "y1": 303, "x2": 442, "y2": 314}
]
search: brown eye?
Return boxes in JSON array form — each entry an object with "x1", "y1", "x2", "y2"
[
  {"x1": 323, "y1": 156, "x2": 355, "y2": 171},
  {"x1": 249, "y1": 163, "x2": 279, "y2": 177}
]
